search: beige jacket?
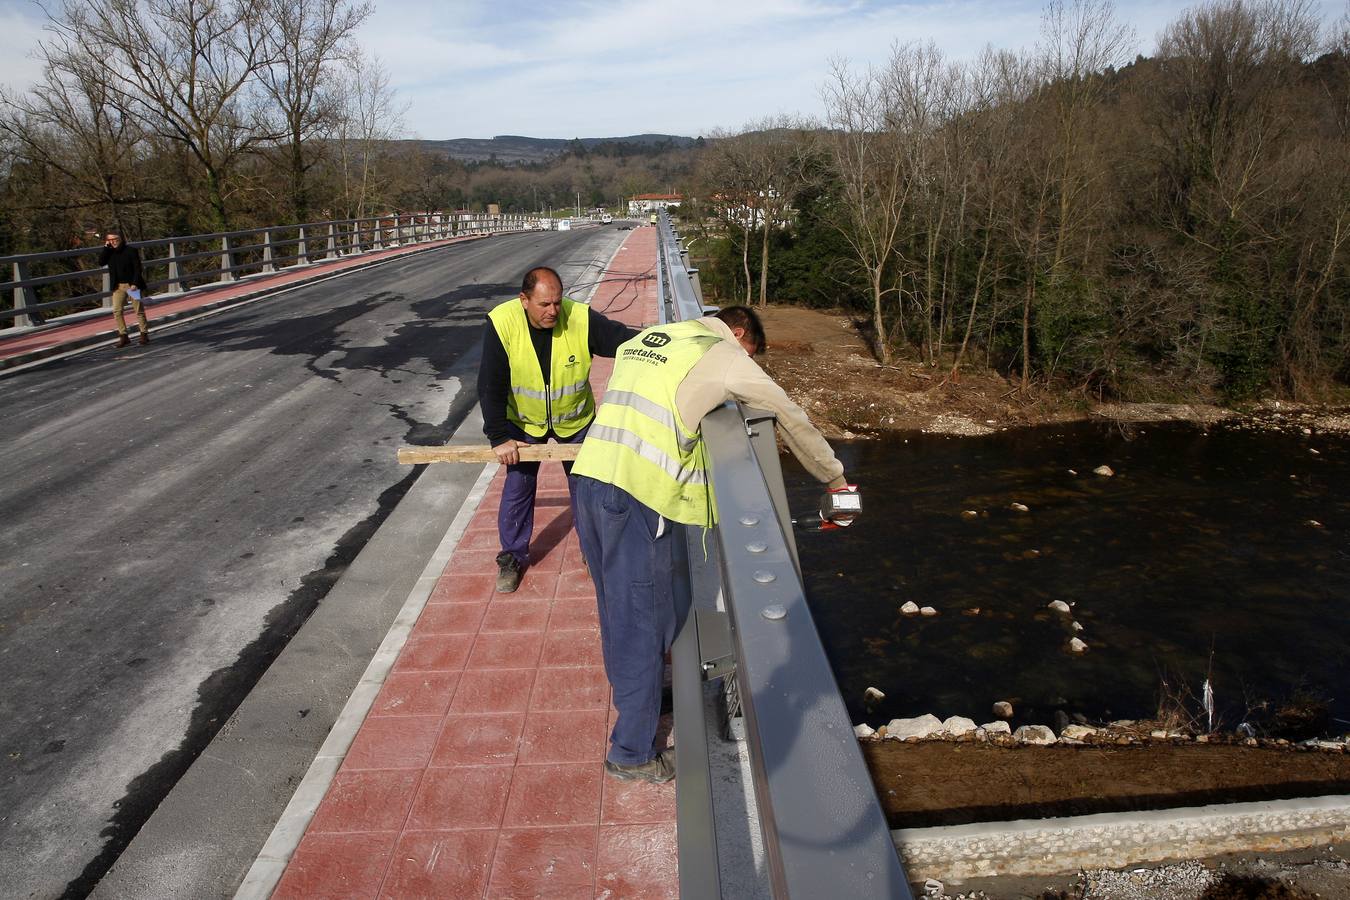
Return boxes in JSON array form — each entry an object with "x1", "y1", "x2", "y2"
[{"x1": 674, "y1": 317, "x2": 846, "y2": 488}]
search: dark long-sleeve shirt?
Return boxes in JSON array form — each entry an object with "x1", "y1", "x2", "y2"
[
  {"x1": 478, "y1": 305, "x2": 638, "y2": 446},
  {"x1": 98, "y1": 243, "x2": 144, "y2": 289}
]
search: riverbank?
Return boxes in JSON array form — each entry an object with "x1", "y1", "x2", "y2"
[{"x1": 757, "y1": 306, "x2": 1350, "y2": 438}]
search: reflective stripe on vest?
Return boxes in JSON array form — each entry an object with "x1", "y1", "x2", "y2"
[
  {"x1": 572, "y1": 320, "x2": 721, "y2": 526},
  {"x1": 488, "y1": 297, "x2": 593, "y2": 437}
]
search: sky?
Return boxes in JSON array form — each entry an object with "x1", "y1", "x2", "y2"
[{"x1": 1, "y1": 0, "x2": 1344, "y2": 140}]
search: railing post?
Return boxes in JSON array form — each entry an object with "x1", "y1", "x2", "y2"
[
  {"x1": 297, "y1": 226, "x2": 308, "y2": 264},
  {"x1": 102, "y1": 268, "x2": 113, "y2": 306},
  {"x1": 373, "y1": 218, "x2": 384, "y2": 251},
  {"x1": 351, "y1": 220, "x2": 363, "y2": 254},
  {"x1": 11, "y1": 261, "x2": 42, "y2": 327},
  {"x1": 326, "y1": 223, "x2": 338, "y2": 259},
  {"x1": 167, "y1": 241, "x2": 183, "y2": 293},
  {"x1": 262, "y1": 230, "x2": 276, "y2": 274},
  {"x1": 219, "y1": 235, "x2": 235, "y2": 282}
]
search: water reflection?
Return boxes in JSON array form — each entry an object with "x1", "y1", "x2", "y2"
[{"x1": 783, "y1": 422, "x2": 1349, "y2": 735}]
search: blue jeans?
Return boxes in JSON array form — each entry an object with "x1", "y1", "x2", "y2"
[
  {"x1": 573, "y1": 476, "x2": 684, "y2": 765},
  {"x1": 497, "y1": 425, "x2": 587, "y2": 565}
]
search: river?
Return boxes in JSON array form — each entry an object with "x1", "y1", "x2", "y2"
[{"x1": 784, "y1": 421, "x2": 1349, "y2": 737}]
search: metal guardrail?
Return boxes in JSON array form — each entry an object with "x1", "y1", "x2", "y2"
[
  {"x1": 2, "y1": 214, "x2": 543, "y2": 329},
  {"x1": 658, "y1": 211, "x2": 913, "y2": 898}
]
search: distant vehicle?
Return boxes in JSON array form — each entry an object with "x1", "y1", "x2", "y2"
[
  {"x1": 536, "y1": 219, "x2": 552, "y2": 231},
  {"x1": 600, "y1": 214, "x2": 613, "y2": 225},
  {"x1": 558, "y1": 218, "x2": 571, "y2": 231}
]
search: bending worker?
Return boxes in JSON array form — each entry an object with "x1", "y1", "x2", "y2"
[
  {"x1": 571, "y1": 305, "x2": 856, "y2": 783},
  {"x1": 477, "y1": 266, "x2": 637, "y2": 593}
]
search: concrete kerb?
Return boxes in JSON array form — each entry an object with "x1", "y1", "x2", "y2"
[
  {"x1": 233, "y1": 459, "x2": 499, "y2": 900},
  {"x1": 0, "y1": 233, "x2": 512, "y2": 376},
  {"x1": 894, "y1": 794, "x2": 1350, "y2": 883}
]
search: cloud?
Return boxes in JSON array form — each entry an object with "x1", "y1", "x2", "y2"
[
  {"x1": 0, "y1": 7, "x2": 50, "y2": 93},
  {"x1": 386, "y1": 0, "x2": 1060, "y2": 138}
]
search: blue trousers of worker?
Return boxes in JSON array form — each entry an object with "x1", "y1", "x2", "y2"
[
  {"x1": 573, "y1": 476, "x2": 684, "y2": 765},
  {"x1": 498, "y1": 425, "x2": 588, "y2": 565}
]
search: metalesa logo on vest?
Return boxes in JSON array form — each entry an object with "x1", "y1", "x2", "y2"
[{"x1": 642, "y1": 332, "x2": 671, "y2": 348}]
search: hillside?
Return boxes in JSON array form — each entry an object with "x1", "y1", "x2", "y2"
[{"x1": 416, "y1": 133, "x2": 699, "y2": 164}]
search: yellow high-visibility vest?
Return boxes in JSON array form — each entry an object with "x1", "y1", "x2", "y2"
[
  {"x1": 572, "y1": 320, "x2": 720, "y2": 525},
  {"x1": 488, "y1": 297, "x2": 593, "y2": 437}
]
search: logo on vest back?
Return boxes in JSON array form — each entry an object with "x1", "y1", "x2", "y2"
[{"x1": 642, "y1": 332, "x2": 671, "y2": 348}]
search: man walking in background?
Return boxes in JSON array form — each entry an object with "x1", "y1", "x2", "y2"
[
  {"x1": 477, "y1": 266, "x2": 637, "y2": 592},
  {"x1": 571, "y1": 305, "x2": 858, "y2": 782},
  {"x1": 99, "y1": 230, "x2": 149, "y2": 347}
]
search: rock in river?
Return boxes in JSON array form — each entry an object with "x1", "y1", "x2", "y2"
[
  {"x1": 1060, "y1": 724, "x2": 1097, "y2": 742},
  {"x1": 992, "y1": 700, "x2": 1014, "y2": 719},
  {"x1": 901, "y1": 601, "x2": 920, "y2": 615},
  {"x1": 939, "y1": 716, "x2": 978, "y2": 737},
  {"x1": 1014, "y1": 725, "x2": 1058, "y2": 745},
  {"x1": 864, "y1": 686, "x2": 885, "y2": 706},
  {"x1": 1094, "y1": 465, "x2": 1115, "y2": 477},
  {"x1": 1047, "y1": 600, "x2": 1071, "y2": 614},
  {"x1": 886, "y1": 714, "x2": 943, "y2": 741},
  {"x1": 1069, "y1": 637, "x2": 1089, "y2": 654}
]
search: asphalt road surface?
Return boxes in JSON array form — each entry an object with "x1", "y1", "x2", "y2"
[{"x1": 0, "y1": 225, "x2": 633, "y2": 898}]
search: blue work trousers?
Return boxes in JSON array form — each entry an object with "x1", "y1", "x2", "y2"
[
  {"x1": 498, "y1": 425, "x2": 587, "y2": 565},
  {"x1": 573, "y1": 476, "x2": 684, "y2": 765}
]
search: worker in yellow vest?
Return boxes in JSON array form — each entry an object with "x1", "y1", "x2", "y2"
[
  {"x1": 571, "y1": 305, "x2": 856, "y2": 782},
  {"x1": 478, "y1": 266, "x2": 636, "y2": 592}
]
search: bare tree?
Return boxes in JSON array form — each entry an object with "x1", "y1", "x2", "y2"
[
  {"x1": 699, "y1": 127, "x2": 757, "y2": 303},
  {"x1": 256, "y1": 0, "x2": 372, "y2": 222},
  {"x1": 54, "y1": 0, "x2": 276, "y2": 230},
  {"x1": 334, "y1": 52, "x2": 405, "y2": 219},
  {"x1": 821, "y1": 55, "x2": 914, "y2": 364},
  {"x1": 1152, "y1": 0, "x2": 1324, "y2": 393},
  {"x1": 948, "y1": 47, "x2": 1030, "y2": 379},
  {"x1": 1038, "y1": 0, "x2": 1135, "y2": 275},
  {"x1": 882, "y1": 42, "x2": 966, "y2": 364},
  {"x1": 0, "y1": 41, "x2": 155, "y2": 232},
  {"x1": 737, "y1": 116, "x2": 814, "y2": 308}
]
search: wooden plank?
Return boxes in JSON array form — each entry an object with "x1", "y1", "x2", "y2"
[{"x1": 397, "y1": 444, "x2": 583, "y2": 465}]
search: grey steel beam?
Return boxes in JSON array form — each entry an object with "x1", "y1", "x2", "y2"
[
  {"x1": 704, "y1": 403, "x2": 913, "y2": 899},
  {"x1": 672, "y1": 535, "x2": 722, "y2": 899}
]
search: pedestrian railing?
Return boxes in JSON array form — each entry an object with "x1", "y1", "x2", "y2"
[
  {"x1": 657, "y1": 212, "x2": 913, "y2": 898},
  {"x1": 1, "y1": 213, "x2": 542, "y2": 329}
]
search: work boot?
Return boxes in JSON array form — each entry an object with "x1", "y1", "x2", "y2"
[
  {"x1": 114, "y1": 333, "x2": 129, "y2": 349},
  {"x1": 604, "y1": 748, "x2": 675, "y2": 784},
  {"x1": 138, "y1": 331, "x2": 150, "y2": 346},
  {"x1": 495, "y1": 551, "x2": 522, "y2": 594}
]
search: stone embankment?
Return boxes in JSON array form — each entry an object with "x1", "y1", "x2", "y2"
[{"x1": 853, "y1": 711, "x2": 1350, "y2": 753}]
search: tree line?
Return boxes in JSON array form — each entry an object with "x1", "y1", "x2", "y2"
[
  {"x1": 692, "y1": 0, "x2": 1350, "y2": 401},
  {"x1": 0, "y1": 0, "x2": 696, "y2": 255}
]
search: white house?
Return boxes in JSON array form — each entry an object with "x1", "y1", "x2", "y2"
[{"x1": 627, "y1": 193, "x2": 683, "y2": 216}]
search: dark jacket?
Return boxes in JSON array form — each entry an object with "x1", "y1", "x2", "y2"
[
  {"x1": 478, "y1": 305, "x2": 638, "y2": 446},
  {"x1": 99, "y1": 243, "x2": 147, "y2": 292}
]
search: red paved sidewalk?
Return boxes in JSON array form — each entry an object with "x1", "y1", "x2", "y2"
[
  {"x1": 0, "y1": 233, "x2": 498, "y2": 367},
  {"x1": 269, "y1": 226, "x2": 676, "y2": 899}
]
